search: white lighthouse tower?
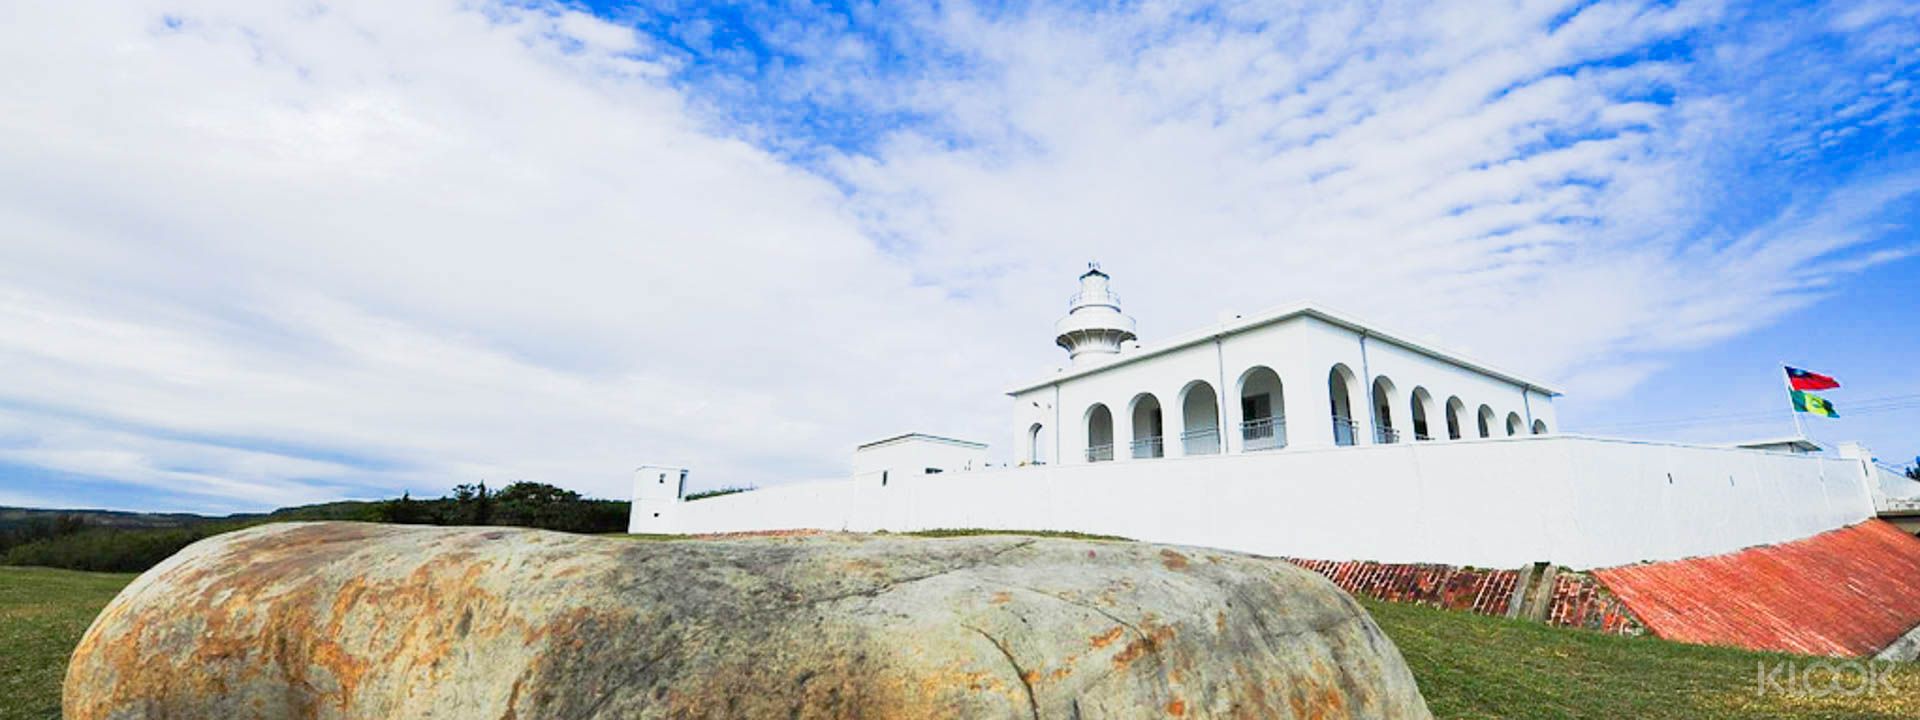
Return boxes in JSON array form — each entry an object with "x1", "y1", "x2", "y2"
[{"x1": 1054, "y1": 263, "x2": 1137, "y2": 366}]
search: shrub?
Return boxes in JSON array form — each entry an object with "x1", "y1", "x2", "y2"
[{"x1": 2, "y1": 524, "x2": 240, "y2": 573}]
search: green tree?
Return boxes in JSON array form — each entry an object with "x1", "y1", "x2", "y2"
[
  {"x1": 378, "y1": 492, "x2": 429, "y2": 525},
  {"x1": 0, "y1": 514, "x2": 88, "y2": 553},
  {"x1": 448, "y1": 482, "x2": 494, "y2": 526},
  {"x1": 492, "y1": 481, "x2": 582, "y2": 531}
]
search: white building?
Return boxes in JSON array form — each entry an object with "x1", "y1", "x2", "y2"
[
  {"x1": 1012, "y1": 266, "x2": 1557, "y2": 468},
  {"x1": 852, "y1": 433, "x2": 988, "y2": 480},
  {"x1": 631, "y1": 266, "x2": 1919, "y2": 569}
]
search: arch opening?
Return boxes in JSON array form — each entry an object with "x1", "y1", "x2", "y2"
[
  {"x1": 1129, "y1": 393, "x2": 1165, "y2": 459},
  {"x1": 1445, "y1": 396, "x2": 1466, "y2": 440},
  {"x1": 1532, "y1": 419, "x2": 1549, "y2": 435},
  {"x1": 1180, "y1": 381, "x2": 1222, "y2": 456},
  {"x1": 1370, "y1": 376, "x2": 1400, "y2": 444},
  {"x1": 1086, "y1": 404, "x2": 1114, "y2": 462},
  {"x1": 1027, "y1": 423, "x2": 1046, "y2": 465},
  {"x1": 1329, "y1": 365, "x2": 1359, "y2": 446},
  {"x1": 1506, "y1": 412, "x2": 1523, "y2": 437},
  {"x1": 1477, "y1": 405, "x2": 1495, "y2": 439},
  {"x1": 1410, "y1": 387, "x2": 1435, "y2": 441},
  {"x1": 1239, "y1": 367, "x2": 1287, "y2": 452}
]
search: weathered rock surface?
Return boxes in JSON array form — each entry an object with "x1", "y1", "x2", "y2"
[{"x1": 66, "y1": 522, "x2": 1431, "y2": 719}]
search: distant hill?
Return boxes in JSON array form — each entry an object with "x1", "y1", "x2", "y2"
[
  {"x1": 2, "y1": 483, "x2": 626, "y2": 574},
  {"x1": 0, "y1": 500, "x2": 383, "y2": 531},
  {"x1": 0, "y1": 507, "x2": 223, "y2": 530},
  {"x1": 260, "y1": 501, "x2": 385, "y2": 522}
]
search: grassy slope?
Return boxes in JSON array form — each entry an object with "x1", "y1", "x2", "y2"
[
  {"x1": 7, "y1": 565, "x2": 1920, "y2": 719},
  {"x1": 1363, "y1": 597, "x2": 1920, "y2": 719},
  {"x1": 0, "y1": 567, "x2": 136, "y2": 720}
]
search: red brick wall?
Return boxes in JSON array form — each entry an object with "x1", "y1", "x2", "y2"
[
  {"x1": 1287, "y1": 558, "x2": 1644, "y2": 636},
  {"x1": 1545, "y1": 571, "x2": 1644, "y2": 635},
  {"x1": 1594, "y1": 520, "x2": 1920, "y2": 656},
  {"x1": 1286, "y1": 558, "x2": 1517, "y2": 616},
  {"x1": 1290, "y1": 522, "x2": 1920, "y2": 655}
]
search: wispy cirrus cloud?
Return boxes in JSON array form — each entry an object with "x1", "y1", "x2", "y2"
[{"x1": 0, "y1": 0, "x2": 1913, "y2": 510}]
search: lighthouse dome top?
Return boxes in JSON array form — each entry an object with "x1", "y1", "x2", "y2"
[
  {"x1": 1054, "y1": 263, "x2": 1137, "y2": 365},
  {"x1": 1068, "y1": 264, "x2": 1120, "y2": 308}
]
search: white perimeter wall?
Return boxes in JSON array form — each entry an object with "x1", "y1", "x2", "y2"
[{"x1": 643, "y1": 434, "x2": 1874, "y2": 569}]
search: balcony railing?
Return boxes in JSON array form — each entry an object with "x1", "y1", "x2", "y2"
[
  {"x1": 1181, "y1": 427, "x2": 1221, "y2": 456},
  {"x1": 1332, "y1": 416, "x2": 1358, "y2": 446},
  {"x1": 1241, "y1": 416, "x2": 1288, "y2": 452},
  {"x1": 1375, "y1": 425, "x2": 1402, "y2": 444},
  {"x1": 1067, "y1": 290, "x2": 1122, "y2": 308},
  {"x1": 1130, "y1": 436, "x2": 1164, "y2": 459},
  {"x1": 1086, "y1": 443, "x2": 1114, "y2": 462}
]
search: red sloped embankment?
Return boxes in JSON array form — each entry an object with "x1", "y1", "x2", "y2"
[{"x1": 1594, "y1": 520, "x2": 1920, "y2": 657}]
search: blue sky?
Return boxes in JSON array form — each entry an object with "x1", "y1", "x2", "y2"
[{"x1": 0, "y1": 0, "x2": 1914, "y2": 513}]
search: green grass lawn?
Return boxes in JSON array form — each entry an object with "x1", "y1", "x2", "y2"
[
  {"x1": 1363, "y1": 597, "x2": 1920, "y2": 719},
  {"x1": 0, "y1": 567, "x2": 136, "y2": 720},
  {"x1": 6, "y1": 565, "x2": 1917, "y2": 718}
]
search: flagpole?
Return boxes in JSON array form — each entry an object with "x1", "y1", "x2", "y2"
[{"x1": 1781, "y1": 362, "x2": 1808, "y2": 442}]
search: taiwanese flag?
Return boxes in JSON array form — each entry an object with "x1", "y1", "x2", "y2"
[{"x1": 1785, "y1": 366, "x2": 1840, "y2": 391}]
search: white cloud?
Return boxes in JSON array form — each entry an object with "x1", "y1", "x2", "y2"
[
  {"x1": 0, "y1": 0, "x2": 1009, "y2": 507},
  {"x1": 0, "y1": 0, "x2": 1912, "y2": 510}
]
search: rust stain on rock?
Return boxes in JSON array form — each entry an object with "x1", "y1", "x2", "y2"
[
  {"x1": 1090, "y1": 625, "x2": 1126, "y2": 649},
  {"x1": 1112, "y1": 621, "x2": 1177, "y2": 669},
  {"x1": 1160, "y1": 549, "x2": 1190, "y2": 571}
]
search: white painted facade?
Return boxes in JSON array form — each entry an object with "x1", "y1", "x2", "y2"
[
  {"x1": 1013, "y1": 268, "x2": 1551, "y2": 464},
  {"x1": 1012, "y1": 288, "x2": 1560, "y2": 467},
  {"x1": 631, "y1": 267, "x2": 1893, "y2": 568},
  {"x1": 628, "y1": 465, "x2": 687, "y2": 534},
  {"x1": 851, "y1": 433, "x2": 988, "y2": 480}
]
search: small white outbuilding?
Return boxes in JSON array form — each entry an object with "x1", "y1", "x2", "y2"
[{"x1": 851, "y1": 433, "x2": 988, "y2": 482}]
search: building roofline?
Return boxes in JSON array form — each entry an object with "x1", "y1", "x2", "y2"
[
  {"x1": 855, "y1": 432, "x2": 989, "y2": 451},
  {"x1": 1729, "y1": 436, "x2": 1824, "y2": 452},
  {"x1": 1005, "y1": 301, "x2": 1563, "y2": 397}
]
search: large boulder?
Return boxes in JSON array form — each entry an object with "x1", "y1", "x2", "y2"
[{"x1": 66, "y1": 522, "x2": 1430, "y2": 719}]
